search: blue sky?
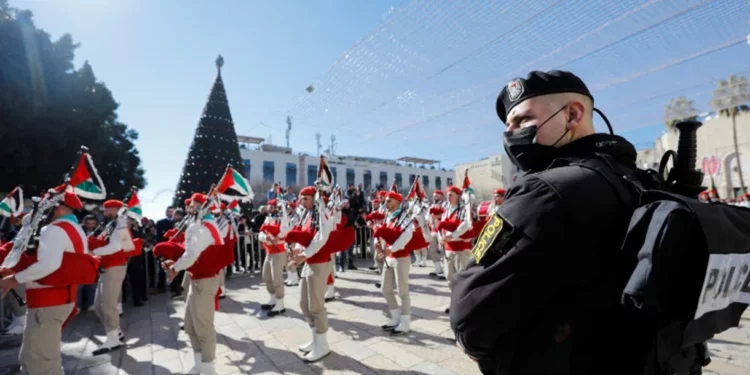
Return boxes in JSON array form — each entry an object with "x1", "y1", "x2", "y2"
[{"x1": 12, "y1": 0, "x2": 750, "y2": 219}]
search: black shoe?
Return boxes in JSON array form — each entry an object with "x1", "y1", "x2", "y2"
[
  {"x1": 325, "y1": 297, "x2": 334, "y2": 303},
  {"x1": 390, "y1": 329, "x2": 408, "y2": 336},
  {"x1": 92, "y1": 344, "x2": 123, "y2": 356},
  {"x1": 445, "y1": 308, "x2": 450, "y2": 314},
  {"x1": 438, "y1": 275, "x2": 446, "y2": 280},
  {"x1": 119, "y1": 331, "x2": 125, "y2": 342},
  {"x1": 381, "y1": 324, "x2": 397, "y2": 331},
  {"x1": 218, "y1": 295, "x2": 226, "y2": 300},
  {"x1": 347, "y1": 263, "x2": 357, "y2": 270},
  {"x1": 368, "y1": 266, "x2": 378, "y2": 271},
  {"x1": 180, "y1": 325, "x2": 184, "y2": 331},
  {"x1": 267, "y1": 309, "x2": 286, "y2": 317},
  {"x1": 429, "y1": 272, "x2": 437, "y2": 276},
  {"x1": 375, "y1": 282, "x2": 381, "y2": 289},
  {"x1": 260, "y1": 304, "x2": 274, "y2": 311}
]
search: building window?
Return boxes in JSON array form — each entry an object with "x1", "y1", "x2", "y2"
[
  {"x1": 286, "y1": 163, "x2": 297, "y2": 187},
  {"x1": 307, "y1": 165, "x2": 317, "y2": 187},
  {"x1": 379, "y1": 171, "x2": 388, "y2": 189},
  {"x1": 363, "y1": 170, "x2": 372, "y2": 190},
  {"x1": 395, "y1": 173, "x2": 403, "y2": 191},
  {"x1": 422, "y1": 175, "x2": 429, "y2": 188},
  {"x1": 409, "y1": 174, "x2": 416, "y2": 187},
  {"x1": 435, "y1": 176, "x2": 442, "y2": 190},
  {"x1": 447, "y1": 177, "x2": 453, "y2": 187},
  {"x1": 346, "y1": 168, "x2": 355, "y2": 186},
  {"x1": 242, "y1": 159, "x2": 251, "y2": 179},
  {"x1": 331, "y1": 167, "x2": 338, "y2": 185},
  {"x1": 263, "y1": 161, "x2": 275, "y2": 183}
]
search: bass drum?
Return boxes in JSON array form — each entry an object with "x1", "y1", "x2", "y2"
[{"x1": 476, "y1": 201, "x2": 494, "y2": 221}]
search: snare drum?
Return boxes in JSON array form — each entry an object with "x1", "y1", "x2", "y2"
[{"x1": 477, "y1": 201, "x2": 493, "y2": 221}]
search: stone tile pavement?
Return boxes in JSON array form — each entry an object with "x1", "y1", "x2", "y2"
[{"x1": 0, "y1": 258, "x2": 748, "y2": 374}]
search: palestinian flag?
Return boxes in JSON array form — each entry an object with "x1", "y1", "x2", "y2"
[
  {"x1": 317, "y1": 156, "x2": 333, "y2": 192},
  {"x1": 406, "y1": 176, "x2": 426, "y2": 201},
  {"x1": 390, "y1": 179, "x2": 398, "y2": 193},
  {"x1": 126, "y1": 190, "x2": 142, "y2": 221},
  {"x1": 0, "y1": 186, "x2": 23, "y2": 218},
  {"x1": 462, "y1": 169, "x2": 475, "y2": 197},
  {"x1": 67, "y1": 152, "x2": 106, "y2": 200},
  {"x1": 216, "y1": 166, "x2": 254, "y2": 201},
  {"x1": 227, "y1": 200, "x2": 241, "y2": 216}
]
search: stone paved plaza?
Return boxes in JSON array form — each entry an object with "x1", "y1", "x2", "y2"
[{"x1": 0, "y1": 258, "x2": 748, "y2": 374}]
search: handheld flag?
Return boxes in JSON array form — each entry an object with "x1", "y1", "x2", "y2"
[
  {"x1": 390, "y1": 179, "x2": 399, "y2": 193},
  {"x1": 462, "y1": 168, "x2": 475, "y2": 198},
  {"x1": 125, "y1": 188, "x2": 142, "y2": 221},
  {"x1": 406, "y1": 175, "x2": 426, "y2": 202},
  {"x1": 67, "y1": 151, "x2": 107, "y2": 200},
  {"x1": 216, "y1": 165, "x2": 254, "y2": 201},
  {"x1": 227, "y1": 200, "x2": 241, "y2": 216},
  {"x1": 0, "y1": 186, "x2": 24, "y2": 218},
  {"x1": 317, "y1": 156, "x2": 334, "y2": 192}
]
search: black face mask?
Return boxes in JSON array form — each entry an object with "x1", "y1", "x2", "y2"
[
  {"x1": 503, "y1": 106, "x2": 614, "y2": 172},
  {"x1": 503, "y1": 105, "x2": 570, "y2": 172}
]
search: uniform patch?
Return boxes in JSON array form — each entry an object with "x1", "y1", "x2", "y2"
[
  {"x1": 507, "y1": 79, "x2": 524, "y2": 102},
  {"x1": 471, "y1": 212, "x2": 514, "y2": 264}
]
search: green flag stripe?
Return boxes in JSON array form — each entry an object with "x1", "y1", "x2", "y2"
[
  {"x1": 0, "y1": 202, "x2": 11, "y2": 213},
  {"x1": 232, "y1": 170, "x2": 249, "y2": 193},
  {"x1": 129, "y1": 207, "x2": 143, "y2": 216},
  {"x1": 76, "y1": 180, "x2": 103, "y2": 194}
]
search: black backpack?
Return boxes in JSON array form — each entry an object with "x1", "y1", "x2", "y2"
[{"x1": 570, "y1": 153, "x2": 750, "y2": 375}]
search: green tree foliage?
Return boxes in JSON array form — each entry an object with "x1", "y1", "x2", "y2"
[{"x1": 0, "y1": 1, "x2": 145, "y2": 198}]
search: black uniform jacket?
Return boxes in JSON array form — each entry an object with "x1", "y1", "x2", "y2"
[{"x1": 450, "y1": 133, "x2": 640, "y2": 375}]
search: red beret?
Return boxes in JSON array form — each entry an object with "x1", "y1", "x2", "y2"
[
  {"x1": 447, "y1": 186, "x2": 461, "y2": 195},
  {"x1": 288, "y1": 202, "x2": 297, "y2": 209},
  {"x1": 268, "y1": 199, "x2": 278, "y2": 206},
  {"x1": 184, "y1": 198, "x2": 192, "y2": 206},
  {"x1": 103, "y1": 200, "x2": 125, "y2": 209},
  {"x1": 386, "y1": 192, "x2": 403, "y2": 203},
  {"x1": 191, "y1": 193, "x2": 207, "y2": 204},
  {"x1": 433, "y1": 190, "x2": 444, "y2": 196},
  {"x1": 377, "y1": 191, "x2": 387, "y2": 198},
  {"x1": 300, "y1": 186, "x2": 316, "y2": 196},
  {"x1": 62, "y1": 192, "x2": 83, "y2": 210},
  {"x1": 493, "y1": 188, "x2": 506, "y2": 196}
]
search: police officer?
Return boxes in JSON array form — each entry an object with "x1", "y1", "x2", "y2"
[{"x1": 449, "y1": 70, "x2": 647, "y2": 375}]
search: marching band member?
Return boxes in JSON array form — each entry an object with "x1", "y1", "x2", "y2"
[
  {"x1": 375, "y1": 191, "x2": 416, "y2": 335},
  {"x1": 367, "y1": 191, "x2": 388, "y2": 273},
  {"x1": 438, "y1": 186, "x2": 477, "y2": 314},
  {"x1": 287, "y1": 186, "x2": 336, "y2": 362},
  {"x1": 90, "y1": 199, "x2": 136, "y2": 355},
  {"x1": 259, "y1": 198, "x2": 293, "y2": 316},
  {"x1": 284, "y1": 202, "x2": 302, "y2": 287},
  {"x1": 0, "y1": 189, "x2": 99, "y2": 375},
  {"x1": 427, "y1": 190, "x2": 447, "y2": 279},
  {"x1": 162, "y1": 193, "x2": 224, "y2": 375},
  {"x1": 490, "y1": 188, "x2": 505, "y2": 213}
]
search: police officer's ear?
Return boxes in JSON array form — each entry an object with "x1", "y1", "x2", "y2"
[{"x1": 566, "y1": 100, "x2": 587, "y2": 130}]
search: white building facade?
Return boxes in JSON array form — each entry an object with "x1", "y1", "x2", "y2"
[
  {"x1": 237, "y1": 137, "x2": 454, "y2": 201},
  {"x1": 455, "y1": 153, "x2": 517, "y2": 201}
]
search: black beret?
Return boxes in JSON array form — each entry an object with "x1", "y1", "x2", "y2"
[{"x1": 496, "y1": 70, "x2": 594, "y2": 123}]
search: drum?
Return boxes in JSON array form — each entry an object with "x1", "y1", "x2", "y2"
[{"x1": 477, "y1": 201, "x2": 493, "y2": 221}]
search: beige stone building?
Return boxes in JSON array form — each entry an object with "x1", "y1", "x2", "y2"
[
  {"x1": 636, "y1": 112, "x2": 750, "y2": 198},
  {"x1": 455, "y1": 153, "x2": 516, "y2": 202}
]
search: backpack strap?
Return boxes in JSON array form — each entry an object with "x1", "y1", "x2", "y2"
[{"x1": 564, "y1": 156, "x2": 640, "y2": 211}]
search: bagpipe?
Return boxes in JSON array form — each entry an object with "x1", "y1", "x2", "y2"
[
  {"x1": 437, "y1": 172, "x2": 484, "y2": 240},
  {"x1": 284, "y1": 185, "x2": 355, "y2": 266},
  {"x1": 0, "y1": 147, "x2": 102, "y2": 306}
]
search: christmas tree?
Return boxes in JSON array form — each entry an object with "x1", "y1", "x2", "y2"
[{"x1": 173, "y1": 55, "x2": 243, "y2": 206}]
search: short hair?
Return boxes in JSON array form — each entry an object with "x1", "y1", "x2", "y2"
[{"x1": 83, "y1": 214, "x2": 97, "y2": 222}]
